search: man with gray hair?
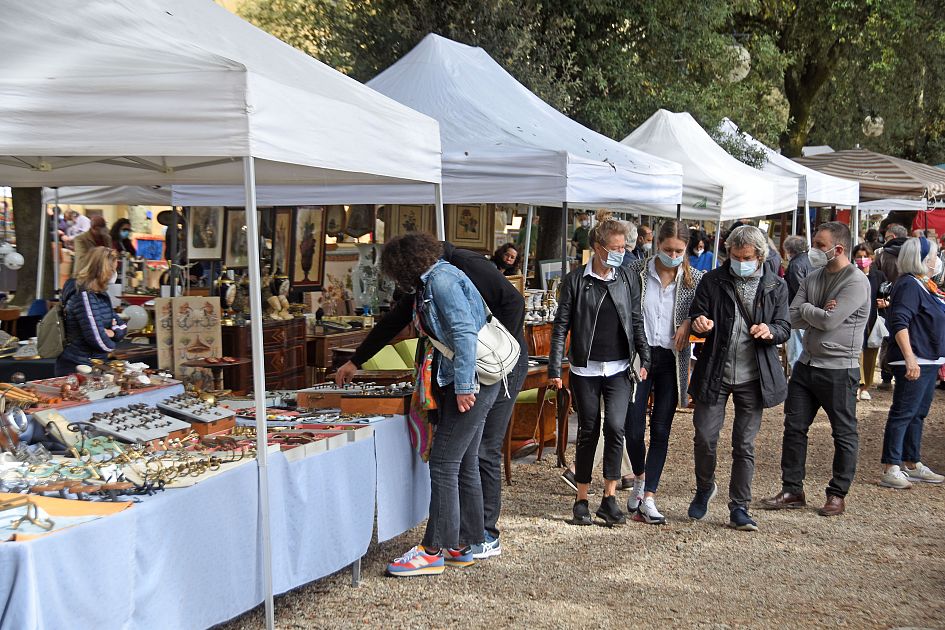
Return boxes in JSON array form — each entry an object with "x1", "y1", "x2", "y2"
[
  {"x1": 762, "y1": 221, "x2": 869, "y2": 517},
  {"x1": 686, "y1": 225, "x2": 790, "y2": 531},
  {"x1": 783, "y1": 235, "x2": 811, "y2": 367}
]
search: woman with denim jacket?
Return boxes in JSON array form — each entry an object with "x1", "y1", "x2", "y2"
[
  {"x1": 383, "y1": 233, "x2": 504, "y2": 577},
  {"x1": 549, "y1": 211, "x2": 651, "y2": 526}
]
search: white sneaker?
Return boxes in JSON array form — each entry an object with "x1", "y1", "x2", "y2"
[
  {"x1": 633, "y1": 496, "x2": 666, "y2": 524},
  {"x1": 879, "y1": 465, "x2": 913, "y2": 489},
  {"x1": 627, "y1": 478, "x2": 645, "y2": 513},
  {"x1": 859, "y1": 390, "x2": 871, "y2": 401},
  {"x1": 903, "y1": 462, "x2": 945, "y2": 484}
]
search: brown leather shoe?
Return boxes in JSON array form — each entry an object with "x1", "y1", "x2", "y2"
[
  {"x1": 759, "y1": 491, "x2": 807, "y2": 510},
  {"x1": 818, "y1": 494, "x2": 845, "y2": 517}
]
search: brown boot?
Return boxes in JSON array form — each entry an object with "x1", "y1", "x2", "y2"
[
  {"x1": 759, "y1": 491, "x2": 807, "y2": 510},
  {"x1": 818, "y1": 494, "x2": 845, "y2": 517}
]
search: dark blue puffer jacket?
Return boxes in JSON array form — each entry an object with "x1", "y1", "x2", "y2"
[{"x1": 60, "y1": 278, "x2": 127, "y2": 366}]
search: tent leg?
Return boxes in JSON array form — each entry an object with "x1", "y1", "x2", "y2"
[
  {"x1": 712, "y1": 212, "x2": 722, "y2": 269},
  {"x1": 851, "y1": 204, "x2": 859, "y2": 244},
  {"x1": 561, "y1": 202, "x2": 568, "y2": 282},
  {"x1": 52, "y1": 189, "x2": 61, "y2": 293},
  {"x1": 167, "y1": 208, "x2": 179, "y2": 296},
  {"x1": 521, "y1": 205, "x2": 534, "y2": 281},
  {"x1": 243, "y1": 157, "x2": 275, "y2": 630},
  {"x1": 676, "y1": 203, "x2": 681, "y2": 221},
  {"x1": 803, "y1": 199, "x2": 812, "y2": 248},
  {"x1": 434, "y1": 184, "x2": 445, "y2": 240},
  {"x1": 36, "y1": 196, "x2": 49, "y2": 302},
  {"x1": 791, "y1": 207, "x2": 798, "y2": 236}
]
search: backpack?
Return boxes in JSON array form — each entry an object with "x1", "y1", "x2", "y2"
[{"x1": 37, "y1": 300, "x2": 67, "y2": 358}]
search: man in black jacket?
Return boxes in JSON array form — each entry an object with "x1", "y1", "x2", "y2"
[
  {"x1": 336, "y1": 241, "x2": 526, "y2": 559},
  {"x1": 686, "y1": 226, "x2": 790, "y2": 531}
]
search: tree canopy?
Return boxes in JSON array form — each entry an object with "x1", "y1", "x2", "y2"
[{"x1": 240, "y1": 0, "x2": 945, "y2": 165}]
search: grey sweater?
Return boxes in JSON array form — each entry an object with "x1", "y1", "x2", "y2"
[{"x1": 790, "y1": 263, "x2": 870, "y2": 369}]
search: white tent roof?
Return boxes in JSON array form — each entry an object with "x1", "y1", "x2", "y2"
[
  {"x1": 718, "y1": 119, "x2": 859, "y2": 207},
  {"x1": 365, "y1": 34, "x2": 683, "y2": 207},
  {"x1": 0, "y1": 0, "x2": 441, "y2": 189},
  {"x1": 621, "y1": 110, "x2": 798, "y2": 220},
  {"x1": 858, "y1": 198, "x2": 935, "y2": 212}
]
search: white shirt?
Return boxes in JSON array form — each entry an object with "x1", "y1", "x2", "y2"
[
  {"x1": 643, "y1": 258, "x2": 676, "y2": 350},
  {"x1": 570, "y1": 257, "x2": 630, "y2": 378}
]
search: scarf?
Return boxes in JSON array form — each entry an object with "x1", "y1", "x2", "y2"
[{"x1": 406, "y1": 297, "x2": 437, "y2": 461}]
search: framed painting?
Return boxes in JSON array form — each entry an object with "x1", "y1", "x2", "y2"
[
  {"x1": 539, "y1": 258, "x2": 566, "y2": 291},
  {"x1": 325, "y1": 205, "x2": 347, "y2": 237},
  {"x1": 224, "y1": 208, "x2": 249, "y2": 268},
  {"x1": 271, "y1": 208, "x2": 292, "y2": 277},
  {"x1": 387, "y1": 204, "x2": 430, "y2": 237},
  {"x1": 448, "y1": 204, "x2": 491, "y2": 250},
  {"x1": 290, "y1": 206, "x2": 326, "y2": 290},
  {"x1": 187, "y1": 206, "x2": 225, "y2": 260}
]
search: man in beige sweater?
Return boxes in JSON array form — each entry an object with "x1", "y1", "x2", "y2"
[{"x1": 72, "y1": 216, "x2": 111, "y2": 275}]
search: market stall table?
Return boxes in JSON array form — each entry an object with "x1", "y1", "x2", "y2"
[{"x1": 180, "y1": 358, "x2": 251, "y2": 393}]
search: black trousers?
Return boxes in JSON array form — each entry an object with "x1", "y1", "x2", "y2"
[
  {"x1": 781, "y1": 362, "x2": 860, "y2": 498},
  {"x1": 571, "y1": 371, "x2": 632, "y2": 484}
]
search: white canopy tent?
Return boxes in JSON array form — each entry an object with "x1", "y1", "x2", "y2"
[
  {"x1": 0, "y1": 2, "x2": 441, "y2": 628},
  {"x1": 621, "y1": 110, "x2": 799, "y2": 262},
  {"x1": 718, "y1": 118, "x2": 860, "y2": 244}
]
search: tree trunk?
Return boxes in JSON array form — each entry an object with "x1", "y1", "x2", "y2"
[
  {"x1": 536, "y1": 205, "x2": 565, "y2": 263},
  {"x1": 10, "y1": 187, "x2": 53, "y2": 308}
]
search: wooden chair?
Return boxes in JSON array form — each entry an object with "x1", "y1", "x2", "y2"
[
  {"x1": 502, "y1": 385, "x2": 558, "y2": 485},
  {"x1": 0, "y1": 307, "x2": 20, "y2": 338}
]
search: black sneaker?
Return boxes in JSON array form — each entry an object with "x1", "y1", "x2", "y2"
[
  {"x1": 619, "y1": 476, "x2": 634, "y2": 491},
  {"x1": 567, "y1": 499, "x2": 593, "y2": 526},
  {"x1": 560, "y1": 468, "x2": 578, "y2": 492},
  {"x1": 595, "y1": 495, "x2": 626, "y2": 526},
  {"x1": 727, "y1": 506, "x2": 758, "y2": 531},
  {"x1": 687, "y1": 482, "x2": 718, "y2": 520}
]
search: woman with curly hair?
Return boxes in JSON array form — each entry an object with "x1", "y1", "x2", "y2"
[
  {"x1": 490, "y1": 242, "x2": 520, "y2": 276},
  {"x1": 384, "y1": 232, "x2": 503, "y2": 577}
]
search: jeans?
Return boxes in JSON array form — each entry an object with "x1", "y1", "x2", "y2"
[
  {"x1": 780, "y1": 362, "x2": 860, "y2": 498},
  {"x1": 571, "y1": 372, "x2": 631, "y2": 484},
  {"x1": 786, "y1": 329, "x2": 804, "y2": 368},
  {"x1": 421, "y1": 380, "x2": 500, "y2": 550},
  {"x1": 881, "y1": 364, "x2": 938, "y2": 466},
  {"x1": 692, "y1": 380, "x2": 764, "y2": 510},
  {"x1": 478, "y1": 346, "x2": 528, "y2": 540},
  {"x1": 625, "y1": 346, "x2": 677, "y2": 494}
]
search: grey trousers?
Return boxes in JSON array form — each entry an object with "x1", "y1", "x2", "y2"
[
  {"x1": 693, "y1": 380, "x2": 764, "y2": 510},
  {"x1": 421, "y1": 380, "x2": 500, "y2": 550}
]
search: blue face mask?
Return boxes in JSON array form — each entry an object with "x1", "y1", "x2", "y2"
[
  {"x1": 731, "y1": 259, "x2": 758, "y2": 277},
  {"x1": 120, "y1": 229, "x2": 131, "y2": 239},
  {"x1": 657, "y1": 250, "x2": 684, "y2": 268},
  {"x1": 604, "y1": 249, "x2": 624, "y2": 268}
]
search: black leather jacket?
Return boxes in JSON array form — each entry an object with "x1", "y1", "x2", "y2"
[{"x1": 549, "y1": 264, "x2": 650, "y2": 379}]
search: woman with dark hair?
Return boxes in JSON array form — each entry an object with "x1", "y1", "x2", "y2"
[
  {"x1": 384, "y1": 232, "x2": 504, "y2": 577},
  {"x1": 549, "y1": 211, "x2": 650, "y2": 526},
  {"x1": 490, "y1": 243, "x2": 520, "y2": 276},
  {"x1": 851, "y1": 243, "x2": 887, "y2": 401},
  {"x1": 109, "y1": 218, "x2": 136, "y2": 256},
  {"x1": 622, "y1": 220, "x2": 703, "y2": 523},
  {"x1": 57, "y1": 246, "x2": 127, "y2": 376},
  {"x1": 879, "y1": 237, "x2": 945, "y2": 488},
  {"x1": 688, "y1": 229, "x2": 715, "y2": 272}
]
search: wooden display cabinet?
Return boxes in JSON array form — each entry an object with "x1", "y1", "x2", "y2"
[{"x1": 221, "y1": 318, "x2": 307, "y2": 393}]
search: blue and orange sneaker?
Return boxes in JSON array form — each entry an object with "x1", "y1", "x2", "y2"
[
  {"x1": 386, "y1": 545, "x2": 445, "y2": 577},
  {"x1": 443, "y1": 546, "x2": 476, "y2": 568}
]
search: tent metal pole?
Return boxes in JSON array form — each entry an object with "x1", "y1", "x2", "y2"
[
  {"x1": 676, "y1": 203, "x2": 681, "y2": 221},
  {"x1": 243, "y1": 157, "x2": 275, "y2": 630},
  {"x1": 36, "y1": 195, "x2": 49, "y2": 302},
  {"x1": 52, "y1": 189, "x2": 60, "y2": 293},
  {"x1": 167, "y1": 208, "x2": 179, "y2": 295},
  {"x1": 803, "y1": 199, "x2": 812, "y2": 248},
  {"x1": 712, "y1": 211, "x2": 722, "y2": 269},
  {"x1": 793, "y1": 177, "x2": 804, "y2": 235},
  {"x1": 851, "y1": 204, "x2": 859, "y2": 244},
  {"x1": 434, "y1": 184, "x2": 445, "y2": 240},
  {"x1": 561, "y1": 202, "x2": 568, "y2": 283},
  {"x1": 521, "y1": 205, "x2": 534, "y2": 281}
]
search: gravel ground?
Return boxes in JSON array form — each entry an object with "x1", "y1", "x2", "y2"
[{"x1": 220, "y1": 384, "x2": 945, "y2": 630}]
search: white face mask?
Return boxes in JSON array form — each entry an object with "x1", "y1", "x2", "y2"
[
  {"x1": 808, "y1": 246, "x2": 836, "y2": 269},
  {"x1": 931, "y1": 256, "x2": 943, "y2": 277},
  {"x1": 694, "y1": 248, "x2": 705, "y2": 256},
  {"x1": 642, "y1": 242, "x2": 652, "y2": 253},
  {"x1": 109, "y1": 271, "x2": 118, "y2": 284}
]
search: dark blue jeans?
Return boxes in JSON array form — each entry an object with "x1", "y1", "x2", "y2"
[
  {"x1": 421, "y1": 380, "x2": 500, "y2": 550},
  {"x1": 625, "y1": 346, "x2": 677, "y2": 494},
  {"x1": 881, "y1": 364, "x2": 939, "y2": 466},
  {"x1": 477, "y1": 345, "x2": 528, "y2": 540}
]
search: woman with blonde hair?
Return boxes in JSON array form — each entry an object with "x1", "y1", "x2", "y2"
[
  {"x1": 622, "y1": 219, "x2": 703, "y2": 523},
  {"x1": 56, "y1": 246, "x2": 127, "y2": 376},
  {"x1": 550, "y1": 210, "x2": 650, "y2": 526}
]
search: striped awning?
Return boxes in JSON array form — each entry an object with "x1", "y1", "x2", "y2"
[{"x1": 795, "y1": 148, "x2": 945, "y2": 202}]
